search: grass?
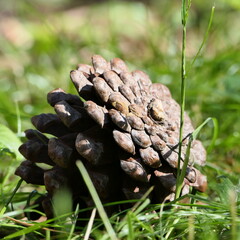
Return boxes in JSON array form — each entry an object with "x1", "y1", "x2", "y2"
[
  {"x1": 0, "y1": 0, "x2": 240, "y2": 239},
  {"x1": 175, "y1": 0, "x2": 192, "y2": 200}
]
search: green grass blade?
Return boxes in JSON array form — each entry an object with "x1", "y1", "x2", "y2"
[
  {"x1": 25, "y1": 190, "x2": 38, "y2": 220},
  {"x1": 130, "y1": 186, "x2": 154, "y2": 213},
  {"x1": 229, "y1": 190, "x2": 237, "y2": 240},
  {"x1": 191, "y1": 117, "x2": 213, "y2": 139},
  {"x1": 76, "y1": 160, "x2": 118, "y2": 240},
  {"x1": 188, "y1": 213, "x2": 195, "y2": 240},
  {"x1": 165, "y1": 217, "x2": 180, "y2": 239},
  {"x1": 175, "y1": 136, "x2": 193, "y2": 199},
  {"x1": 187, "y1": 6, "x2": 215, "y2": 75},
  {"x1": 15, "y1": 101, "x2": 22, "y2": 137},
  {"x1": 117, "y1": 186, "x2": 154, "y2": 232},
  {"x1": 158, "y1": 201, "x2": 166, "y2": 240},
  {"x1": 176, "y1": 0, "x2": 190, "y2": 200},
  {"x1": 207, "y1": 117, "x2": 218, "y2": 153},
  {"x1": 3, "y1": 179, "x2": 23, "y2": 211},
  {"x1": 2, "y1": 218, "x2": 57, "y2": 239},
  {"x1": 83, "y1": 208, "x2": 96, "y2": 240},
  {"x1": 67, "y1": 204, "x2": 80, "y2": 240},
  {"x1": 0, "y1": 124, "x2": 22, "y2": 160},
  {"x1": 127, "y1": 212, "x2": 134, "y2": 240},
  {"x1": 52, "y1": 186, "x2": 72, "y2": 221},
  {"x1": 133, "y1": 198, "x2": 150, "y2": 216},
  {"x1": 176, "y1": 1, "x2": 215, "y2": 201},
  {"x1": 176, "y1": 117, "x2": 215, "y2": 199},
  {"x1": 45, "y1": 230, "x2": 51, "y2": 240}
]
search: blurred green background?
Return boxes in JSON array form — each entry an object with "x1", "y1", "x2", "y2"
[{"x1": 0, "y1": 0, "x2": 239, "y2": 183}]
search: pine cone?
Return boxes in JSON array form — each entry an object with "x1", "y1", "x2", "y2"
[{"x1": 15, "y1": 55, "x2": 207, "y2": 218}]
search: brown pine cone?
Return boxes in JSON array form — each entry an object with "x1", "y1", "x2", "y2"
[{"x1": 15, "y1": 55, "x2": 207, "y2": 218}]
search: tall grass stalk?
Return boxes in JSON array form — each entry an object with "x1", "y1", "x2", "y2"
[
  {"x1": 175, "y1": 1, "x2": 215, "y2": 200},
  {"x1": 175, "y1": 0, "x2": 192, "y2": 200}
]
